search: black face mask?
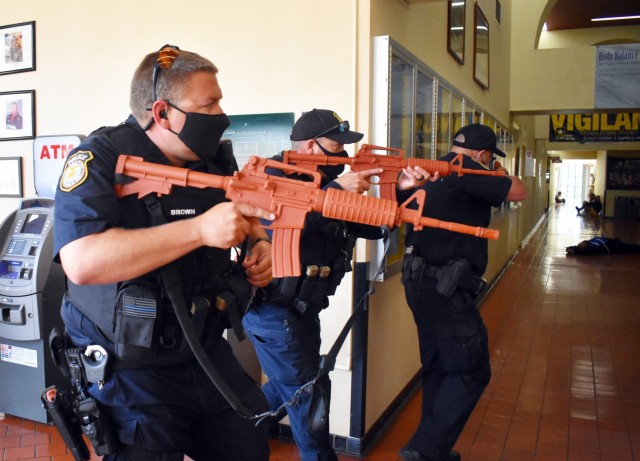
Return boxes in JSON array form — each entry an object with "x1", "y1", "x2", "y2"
[
  {"x1": 168, "y1": 102, "x2": 230, "y2": 162},
  {"x1": 315, "y1": 141, "x2": 348, "y2": 179}
]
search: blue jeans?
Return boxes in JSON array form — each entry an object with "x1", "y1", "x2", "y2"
[{"x1": 242, "y1": 302, "x2": 338, "y2": 461}]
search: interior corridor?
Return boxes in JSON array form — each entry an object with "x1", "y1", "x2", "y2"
[{"x1": 1, "y1": 203, "x2": 639, "y2": 461}]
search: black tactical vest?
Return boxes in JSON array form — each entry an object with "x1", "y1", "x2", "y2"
[{"x1": 67, "y1": 119, "x2": 234, "y2": 346}]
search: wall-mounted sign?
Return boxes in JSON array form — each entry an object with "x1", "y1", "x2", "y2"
[
  {"x1": 595, "y1": 44, "x2": 640, "y2": 109},
  {"x1": 549, "y1": 112, "x2": 640, "y2": 143},
  {"x1": 33, "y1": 135, "x2": 84, "y2": 198}
]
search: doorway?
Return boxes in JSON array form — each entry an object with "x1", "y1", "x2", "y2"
[{"x1": 552, "y1": 159, "x2": 596, "y2": 207}]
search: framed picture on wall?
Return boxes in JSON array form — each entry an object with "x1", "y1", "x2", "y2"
[
  {"x1": 447, "y1": 0, "x2": 466, "y2": 64},
  {"x1": 0, "y1": 156, "x2": 23, "y2": 197},
  {"x1": 606, "y1": 157, "x2": 640, "y2": 190},
  {"x1": 0, "y1": 21, "x2": 36, "y2": 75},
  {"x1": 0, "y1": 90, "x2": 35, "y2": 141},
  {"x1": 473, "y1": 2, "x2": 489, "y2": 90}
]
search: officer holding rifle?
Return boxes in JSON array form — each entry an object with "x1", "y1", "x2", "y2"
[
  {"x1": 397, "y1": 124, "x2": 527, "y2": 461},
  {"x1": 242, "y1": 108, "x2": 401, "y2": 461},
  {"x1": 52, "y1": 45, "x2": 273, "y2": 461}
]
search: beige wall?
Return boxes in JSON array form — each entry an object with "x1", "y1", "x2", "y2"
[
  {"x1": 511, "y1": 0, "x2": 595, "y2": 111},
  {"x1": 363, "y1": 0, "x2": 542, "y2": 433},
  {"x1": 1, "y1": 0, "x2": 562, "y2": 443},
  {"x1": 539, "y1": 24, "x2": 640, "y2": 49},
  {"x1": 0, "y1": 0, "x2": 361, "y2": 219},
  {"x1": 370, "y1": 0, "x2": 511, "y2": 124},
  {"x1": 1, "y1": 0, "x2": 363, "y2": 437}
]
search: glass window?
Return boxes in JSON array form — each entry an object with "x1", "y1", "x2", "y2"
[
  {"x1": 415, "y1": 71, "x2": 434, "y2": 159},
  {"x1": 390, "y1": 54, "x2": 414, "y2": 154},
  {"x1": 451, "y1": 94, "x2": 464, "y2": 148},
  {"x1": 463, "y1": 100, "x2": 475, "y2": 126},
  {"x1": 436, "y1": 86, "x2": 451, "y2": 157}
]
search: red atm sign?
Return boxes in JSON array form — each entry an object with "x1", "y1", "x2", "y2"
[{"x1": 33, "y1": 135, "x2": 84, "y2": 199}]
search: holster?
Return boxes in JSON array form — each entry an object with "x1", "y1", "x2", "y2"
[
  {"x1": 41, "y1": 387, "x2": 91, "y2": 461},
  {"x1": 44, "y1": 329, "x2": 120, "y2": 458},
  {"x1": 435, "y1": 259, "x2": 485, "y2": 297}
]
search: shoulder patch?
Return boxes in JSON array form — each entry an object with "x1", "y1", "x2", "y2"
[{"x1": 60, "y1": 150, "x2": 94, "y2": 192}]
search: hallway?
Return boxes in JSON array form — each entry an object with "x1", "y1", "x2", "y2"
[
  {"x1": 298, "y1": 203, "x2": 639, "y2": 461},
  {"x1": 1, "y1": 204, "x2": 639, "y2": 460}
]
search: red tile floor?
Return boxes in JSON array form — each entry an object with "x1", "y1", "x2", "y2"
[{"x1": 2, "y1": 203, "x2": 639, "y2": 460}]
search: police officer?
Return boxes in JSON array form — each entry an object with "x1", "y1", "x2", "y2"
[
  {"x1": 54, "y1": 45, "x2": 274, "y2": 461},
  {"x1": 397, "y1": 124, "x2": 527, "y2": 461},
  {"x1": 242, "y1": 109, "x2": 383, "y2": 461}
]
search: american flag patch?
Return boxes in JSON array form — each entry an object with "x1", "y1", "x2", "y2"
[{"x1": 122, "y1": 295, "x2": 157, "y2": 318}]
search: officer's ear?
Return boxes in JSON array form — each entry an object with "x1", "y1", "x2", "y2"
[{"x1": 150, "y1": 101, "x2": 171, "y2": 128}]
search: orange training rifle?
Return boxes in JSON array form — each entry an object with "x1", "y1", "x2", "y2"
[
  {"x1": 114, "y1": 155, "x2": 499, "y2": 278},
  {"x1": 283, "y1": 144, "x2": 506, "y2": 201}
]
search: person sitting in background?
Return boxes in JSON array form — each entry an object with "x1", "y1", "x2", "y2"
[
  {"x1": 576, "y1": 193, "x2": 602, "y2": 216},
  {"x1": 555, "y1": 191, "x2": 565, "y2": 204},
  {"x1": 566, "y1": 236, "x2": 640, "y2": 255}
]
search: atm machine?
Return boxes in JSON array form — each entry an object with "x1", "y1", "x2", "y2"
[{"x1": 0, "y1": 197, "x2": 67, "y2": 423}]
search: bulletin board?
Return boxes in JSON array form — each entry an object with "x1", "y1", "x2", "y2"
[{"x1": 223, "y1": 112, "x2": 295, "y2": 169}]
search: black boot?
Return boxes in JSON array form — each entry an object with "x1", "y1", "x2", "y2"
[{"x1": 399, "y1": 448, "x2": 461, "y2": 461}]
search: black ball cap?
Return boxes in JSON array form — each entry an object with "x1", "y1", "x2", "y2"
[{"x1": 290, "y1": 109, "x2": 364, "y2": 144}]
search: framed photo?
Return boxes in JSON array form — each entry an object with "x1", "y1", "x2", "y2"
[
  {"x1": 0, "y1": 156, "x2": 23, "y2": 197},
  {"x1": 1, "y1": 21, "x2": 35, "y2": 75},
  {"x1": 447, "y1": 0, "x2": 466, "y2": 64},
  {"x1": 473, "y1": 2, "x2": 489, "y2": 90},
  {"x1": 0, "y1": 90, "x2": 35, "y2": 141},
  {"x1": 606, "y1": 156, "x2": 640, "y2": 190}
]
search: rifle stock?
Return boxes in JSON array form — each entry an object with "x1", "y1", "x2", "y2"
[
  {"x1": 283, "y1": 144, "x2": 506, "y2": 201},
  {"x1": 115, "y1": 155, "x2": 499, "y2": 278}
]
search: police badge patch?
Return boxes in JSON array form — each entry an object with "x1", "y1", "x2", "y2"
[{"x1": 60, "y1": 151, "x2": 94, "y2": 192}]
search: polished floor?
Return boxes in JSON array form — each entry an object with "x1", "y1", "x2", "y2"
[{"x1": 1, "y1": 203, "x2": 639, "y2": 461}]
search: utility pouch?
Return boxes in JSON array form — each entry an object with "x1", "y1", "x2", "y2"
[
  {"x1": 215, "y1": 291, "x2": 244, "y2": 341},
  {"x1": 224, "y1": 269, "x2": 254, "y2": 340},
  {"x1": 49, "y1": 327, "x2": 72, "y2": 378},
  {"x1": 327, "y1": 254, "x2": 348, "y2": 296},
  {"x1": 293, "y1": 266, "x2": 329, "y2": 317},
  {"x1": 401, "y1": 253, "x2": 425, "y2": 284},
  {"x1": 114, "y1": 284, "x2": 161, "y2": 362}
]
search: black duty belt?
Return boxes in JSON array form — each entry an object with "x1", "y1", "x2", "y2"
[{"x1": 402, "y1": 247, "x2": 486, "y2": 297}]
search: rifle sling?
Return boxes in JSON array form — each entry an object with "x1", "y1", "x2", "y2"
[
  {"x1": 142, "y1": 195, "x2": 254, "y2": 418},
  {"x1": 315, "y1": 227, "x2": 391, "y2": 381}
]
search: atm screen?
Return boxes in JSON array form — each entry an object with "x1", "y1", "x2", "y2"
[{"x1": 20, "y1": 213, "x2": 47, "y2": 235}]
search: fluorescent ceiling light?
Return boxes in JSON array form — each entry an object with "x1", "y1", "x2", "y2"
[{"x1": 591, "y1": 15, "x2": 640, "y2": 22}]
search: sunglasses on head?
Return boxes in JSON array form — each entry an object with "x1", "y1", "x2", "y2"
[
  {"x1": 151, "y1": 44, "x2": 180, "y2": 102},
  {"x1": 313, "y1": 120, "x2": 350, "y2": 140}
]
